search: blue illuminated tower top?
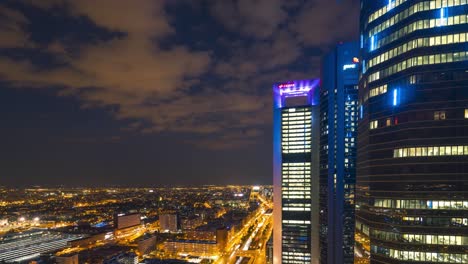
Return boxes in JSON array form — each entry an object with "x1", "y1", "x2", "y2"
[{"x1": 273, "y1": 79, "x2": 320, "y2": 109}]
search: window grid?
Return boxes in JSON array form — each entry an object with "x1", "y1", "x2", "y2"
[
  {"x1": 368, "y1": 0, "x2": 468, "y2": 38},
  {"x1": 368, "y1": 32, "x2": 468, "y2": 70},
  {"x1": 368, "y1": 51, "x2": 468, "y2": 83},
  {"x1": 373, "y1": 13, "x2": 468, "y2": 52},
  {"x1": 372, "y1": 245, "x2": 468, "y2": 263},
  {"x1": 367, "y1": 0, "x2": 407, "y2": 25},
  {"x1": 393, "y1": 145, "x2": 468, "y2": 158},
  {"x1": 374, "y1": 199, "x2": 468, "y2": 210}
]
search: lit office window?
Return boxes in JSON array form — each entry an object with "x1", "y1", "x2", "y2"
[
  {"x1": 367, "y1": 32, "x2": 468, "y2": 70},
  {"x1": 368, "y1": 51, "x2": 468, "y2": 83},
  {"x1": 372, "y1": 246, "x2": 468, "y2": 263},
  {"x1": 374, "y1": 198, "x2": 468, "y2": 210},
  {"x1": 465, "y1": 109, "x2": 468, "y2": 118},
  {"x1": 370, "y1": 120, "x2": 378, "y2": 129},
  {"x1": 393, "y1": 145, "x2": 468, "y2": 158},
  {"x1": 434, "y1": 111, "x2": 446, "y2": 120}
]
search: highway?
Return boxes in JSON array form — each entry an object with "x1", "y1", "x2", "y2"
[{"x1": 215, "y1": 193, "x2": 273, "y2": 264}]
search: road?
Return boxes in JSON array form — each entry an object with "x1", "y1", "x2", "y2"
[{"x1": 215, "y1": 194, "x2": 273, "y2": 264}]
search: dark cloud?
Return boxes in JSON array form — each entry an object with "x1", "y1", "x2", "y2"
[
  {"x1": 210, "y1": 0, "x2": 288, "y2": 39},
  {"x1": 0, "y1": 0, "x2": 359, "y2": 151},
  {"x1": 291, "y1": 0, "x2": 360, "y2": 45},
  {"x1": 0, "y1": 6, "x2": 30, "y2": 48}
]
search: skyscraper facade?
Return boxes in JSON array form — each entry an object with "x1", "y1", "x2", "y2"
[
  {"x1": 357, "y1": 1, "x2": 468, "y2": 263},
  {"x1": 320, "y1": 42, "x2": 359, "y2": 264},
  {"x1": 273, "y1": 80, "x2": 321, "y2": 264}
]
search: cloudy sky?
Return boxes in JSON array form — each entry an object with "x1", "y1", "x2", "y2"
[{"x1": 0, "y1": 0, "x2": 359, "y2": 187}]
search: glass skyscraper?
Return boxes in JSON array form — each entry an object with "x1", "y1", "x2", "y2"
[
  {"x1": 357, "y1": 1, "x2": 468, "y2": 263},
  {"x1": 320, "y1": 42, "x2": 359, "y2": 264},
  {"x1": 273, "y1": 80, "x2": 320, "y2": 264}
]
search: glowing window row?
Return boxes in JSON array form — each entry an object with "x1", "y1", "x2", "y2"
[
  {"x1": 282, "y1": 176, "x2": 310, "y2": 180},
  {"x1": 368, "y1": 51, "x2": 468, "y2": 83},
  {"x1": 283, "y1": 183, "x2": 311, "y2": 187},
  {"x1": 283, "y1": 166, "x2": 310, "y2": 170},
  {"x1": 372, "y1": 229, "x2": 468, "y2": 245},
  {"x1": 372, "y1": 246, "x2": 468, "y2": 263},
  {"x1": 374, "y1": 199, "x2": 468, "y2": 209},
  {"x1": 282, "y1": 139, "x2": 310, "y2": 144},
  {"x1": 283, "y1": 121, "x2": 311, "y2": 125},
  {"x1": 282, "y1": 128, "x2": 311, "y2": 133},
  {"x1": 368, "y1": 0, "x2": 468, "y2": 38},
  {"x1": 393, "y1": 145, "x2": 468, "y2": 158},
  {"x1": 284, "y1": 163, "x2": 310, "y2": 166},
  {"x1": 282, "y1": 195, "x2": 311, "y2": 199},
  {"x1": 283, "y1": 172, "x2": 310, "y2": 176},
  {"x1": 282, "y1": 117, "x2": 311, "y2": 121},
  {"x1": 403, "y1": 234, "x2": 467, "y2": 245},
  {"x1": 367, "y1": 0, "x2": 407, "y2": 24},
  {"x1": 402, "y1": 217, "x2": 468, "y2": 226},
  {"x1": 286, "y1": 108, "x2": 309, "y2": 113},
  {"x1": 282, "y1": 111, "x2": 311, "y2": 116},
  {"x1": 282, "y1": 113, "x2": 311, "y2": 117},
  {"x1": 366, "y1": 84, "x2": 387, "y2": 101},
  {"x1": 373, "y1": 13, "x2": 468, "y2": 51},
  {"x1": 368, "y1": 31, "x2": 468, "y2": 70},
  {"x1": 283, "y1": 180, "x2": 311, "y2": 184},
  {"x1": 283, "y1": 167, "x2": 310, "y2": 171},
  {"x1": 282, "y1": 207, "x2": 311, "y2": 211},
  {"x1": 282, "y1": 111, "x2": 310, "y2": 115},
  {"x1": 282, "y1": 220, "x2": 310, "y2": 224},
  {"x1": 282, "y1": 145, "x2": 311, "y2": 149},
  {"x1": 283, "y1": 150, "x2": 311, "y2": 154},
  {"x1": 370, "y1": 120, "x2": 378, "y2": 129},
  {"x1": 282, "y1": 188, "x2": 310, "y2": 192},
  {"x1": 282, "y1": 144, "x2": 311, "y2": 149},
  {"x1": 282, "y1": 192, "x2": 310, "y2": 196},
  {"x1": 283, "y1": 133, "x2": 311, "y2": 138},
  {"x1": 282, "y1": 124, "x2": 311, "y2": 129}
]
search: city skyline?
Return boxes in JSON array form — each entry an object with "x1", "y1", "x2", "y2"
[{"x1": 0, "y1": 0, "x2": 360, "y2": 187}]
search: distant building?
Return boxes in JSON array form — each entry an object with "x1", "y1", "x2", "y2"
[
  {"x1": 180, "y1": 215, "x2": 203, "y2": 230},
  {"x1": 320, "y1": 41, "x2": 359, "y2": 264},
  {"x1": 159, "y1": 214, "x2": 178, "y2": 232},
  {"x1": 55, "y1": 254, "x2": 79, "y2": 264},
  {"x1": 137, "y1": 234, "x2": 157, "y2": 255},
  {"x1": 143, "y1": 260, "x2": 188, "y2": 264},
  {"x1": 163, "y1": 240, "x2": 218, "y2": 256},
  {"x1": 67, "y1": 233, "x2": 106, "y2": 247},
  {"x1": 114, "y1": 213, "x2": 141, "y2": 230},
  {"x1": 103, "y1": 252, "x2": 138, "y2": 264},
  {"x1": 266, "y1": 235, "x2": 273, "y2": 264},
  {"x1": 273, "y1": 80, "x2": 321, "y2": 264},
  {"x1": 162, "y1": 227, "x2": 228, "y2": 256},
  {"x1": 0, "y1": 230, "x2": 82, "y2": 263}
]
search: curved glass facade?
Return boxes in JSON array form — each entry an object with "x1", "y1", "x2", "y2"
[{"x1": 357, "y1": 1, "x2": 468, "y2": 263}]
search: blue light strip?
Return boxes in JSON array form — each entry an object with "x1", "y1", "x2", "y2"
[
  {"x1": 440, "y1": 8, "x2": 445, "y2": 26},
  {"x1": 393, "y1": 89, "x2": 398, "y2": 106}
]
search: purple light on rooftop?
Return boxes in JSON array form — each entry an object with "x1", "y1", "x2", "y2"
[{"x1": 273, "y1": 79, "x2": 320, "y2": 108}]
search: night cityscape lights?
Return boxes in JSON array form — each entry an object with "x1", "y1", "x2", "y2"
[
  {"x1": 0, "y1": 186, "x2": 273, "y2": 264},
  {"x1": 1, "y1": 1, "x2": 467, "y2": 264}
]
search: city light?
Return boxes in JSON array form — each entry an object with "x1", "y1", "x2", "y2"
[
  {"x1": 393, "y1": 89, "x2": 398, "y2": 106},
  {"x1": 343, "y1": 64, "x2": 357, "y2": 70}
]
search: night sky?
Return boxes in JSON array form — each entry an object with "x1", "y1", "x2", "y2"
[{"x1": 0, "y1": 0, "x2": 359, "y2": 187}]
